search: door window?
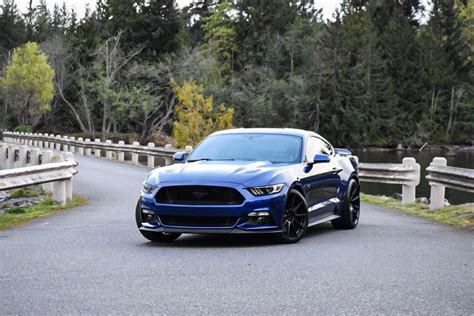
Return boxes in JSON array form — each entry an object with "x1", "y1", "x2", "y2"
[{"x1": 305, "y1": 137, "x2": 329, "y2": 161}]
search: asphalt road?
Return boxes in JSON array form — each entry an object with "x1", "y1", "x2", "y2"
[{"x1": 1, "y1": 155, "x2": 473, "y2": 315}]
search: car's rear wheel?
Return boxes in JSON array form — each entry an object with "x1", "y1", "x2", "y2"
[
  {"x1": 276, "y1": 189, "x2": 309, "y2": 244},
  {"x1": 331, "y1": 179, "x2": 360, "y2": 229},
  {"x1": 135, "y1": 199, "x2": 181, "y2": 242}
]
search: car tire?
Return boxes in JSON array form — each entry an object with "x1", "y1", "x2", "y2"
[
  {"x1": 135, "y1": 199, "x2": 181, "y2": 242},
  {"x1": 331, "y1": 179, "x2": 360, "y2": 229},
  {"x1": 275, "y1": 189, "x2": 309, "y2": 244}
]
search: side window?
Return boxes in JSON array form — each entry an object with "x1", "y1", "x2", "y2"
[
  {"x1": 305, "y1": 137, "x2": 326, "y2": 161},
  {"x1": 321, "y1": 139, "x2": 334, "y2": 156}
]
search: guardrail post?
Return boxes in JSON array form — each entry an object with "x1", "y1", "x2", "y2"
[
  {"x1": 17, "y1": 145, "x2": 28, "y2": 168},
  {"x1": 429, "y1": 157, "x2": 447, "y2": 211},
  {"x1": 41, "y1": 150, "x2": 53, "y2": 192},
  {"x1": 118, "y1": 141, "x2": 125, "y2": 162},
  {"x1": 55, "y1": 135, "x2": 62, "y2": 151},
  {"x1": 85, "y1": 139, "x2": 91, "y2": 156},
  {"x1": 69, "y1": 136, "x2": 75, "y2": 153},
  {"x1": 77, "y1": 138, "x2": 84, "y2": 155},
  {"x1": 27, "y1": 133, "x2": 33, "y2": 146},
  {"x1": 51, "y1": 154, "x2": 67, "y2": 205},
  {"x1": 63, "y1": 152, "x2": 75, "y2": 201},
  {"x1": 94, "y1": 139, "x2": 101, "y2": 158},
  {"x1": 7, "y1": 145, "x2": 15, "y2": 169},
  {"x1": 30, "y1": 148, "x2": 41, "y2": 166},
  {"x1": 147, "y1": 143, "x2": 155, "y2": 168},
  {"x1": 164, "y1": 144, "x2": 174, "y2": 166},
  {"x1": 37, "y1": 133, "x2": 44, "y2": 148},
  {"x1": 185, "y1": 145, "x2": 193, "y2": 153},
  {"x1": 106, "y1": 140, "x2": 113, "y2": 160},
  {"x1": 43, "y1": 134, "x2": 49, "y2": 148},
  {"x1": 132, "y1": 142, "x2": 140, "y2": 165},
  {"x1": 33, "y1": 134, "x2": 38, "y2": 147},
  {"x1": 401, "y1": 157, "x2": 419, "y2": 204},
  {"x1": 49, "y1": 135, "x2": 55, "y2": 149},
  {"x1": 0, "y1": 143, "x2": 7, "y2": 169},
  {"x1": 62, "y1": 136, "x2": 69, "y2": 152}
]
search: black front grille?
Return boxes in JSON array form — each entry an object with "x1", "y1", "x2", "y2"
[
  {"x1": 160, "y1": 215, "x2": 238, "y2": 227},
  {"x1": 155, "y1": 186, "x2": 244, "y2": 205}
]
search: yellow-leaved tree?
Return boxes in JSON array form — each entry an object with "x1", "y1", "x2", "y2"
[
  {"x1": 173, "y1": 80, "x2": 234, "y2": 147},
  {"x1": 0, "y1": 42, "x2": 55, "y2": 127}
]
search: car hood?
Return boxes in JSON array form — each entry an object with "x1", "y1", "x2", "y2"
[{"x1": 147, "y1": 160, "x2": 294, "y2": 187}]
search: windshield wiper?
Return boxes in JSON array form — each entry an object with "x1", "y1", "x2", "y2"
[
  {"x1": 187, "y1": 158, "x2": 237, "y2": 162},
  {"x1": 187, "y1": 158, "x2": 213, "y2": 162}
]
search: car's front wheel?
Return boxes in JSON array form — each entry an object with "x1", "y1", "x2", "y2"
[
  {"x1": 135, "y1": 199, "x2": 181, "y2": 242},
  {"x1": 276, "y1": 189, "x2": 309, "y2": 244}
]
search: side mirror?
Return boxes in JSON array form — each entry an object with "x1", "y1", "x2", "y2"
[
  {"x1": 313, "y1": 153, "x2": 331, "y2": 164},
  {"x1": 173, "y1": 151, "x2": 188, "y2": 162}
]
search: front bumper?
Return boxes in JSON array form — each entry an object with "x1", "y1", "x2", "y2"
[{"x1": 139, "y1": 181, "x2": 287, "y2": 234}]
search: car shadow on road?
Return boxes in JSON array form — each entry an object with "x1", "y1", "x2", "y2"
[{"x1": 138, "y1": 223, "x2": 336, "y2": 249}]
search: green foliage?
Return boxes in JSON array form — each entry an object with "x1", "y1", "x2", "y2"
[
  {"x1": 202, "y1": 1, "x2": 238, "y2": 80},
  {"x1": 173, "y1": 80, "x2": 234, "y2": 147},
  {"x1": 0, "y1": 1, "x2": 472, "y2": 146},
  {"x1": 13, "y1": 125, "x2": 32, "y2": 133},
  {"x1": 0, "y1": 42, "x2": 54, "y2": 127}
]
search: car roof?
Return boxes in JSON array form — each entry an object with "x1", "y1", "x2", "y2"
[{"x1": 211, "y1": 128, "x2": 320, "y2": 139}]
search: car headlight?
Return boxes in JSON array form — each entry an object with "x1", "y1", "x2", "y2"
[
  {"x1": 247, "y1": 184, "x2": 284, "y2": 196},
  {"x1": 142, "y1": 182, "x2": 158, "y2": 194}
]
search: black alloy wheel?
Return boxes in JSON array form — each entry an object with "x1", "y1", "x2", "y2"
[
  {"x1": 276, "y1": 189, "x2": 309, "y2": 243},
  {"x1": 332, "y1": 179, "x2": 360, "y2": 229}
]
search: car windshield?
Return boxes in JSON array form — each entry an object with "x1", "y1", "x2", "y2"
[{"x1": 187, "y1": 133, "x2": 303, "y2": 164}]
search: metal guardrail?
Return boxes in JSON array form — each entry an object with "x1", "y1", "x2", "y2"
[
  {"x1": 359, "y1": 158, "x2": 420, "y2": 204},
  {"x1": 3, "y1": 131, "x2": 189, "y2": 168},
  {"x1": 426, "y1": 157, "x2": 474, "y2": 210},
  {"x1": 0, "y1": 143, "x2": 78, "y2": 205}
]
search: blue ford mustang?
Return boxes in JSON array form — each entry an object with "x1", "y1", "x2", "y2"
[{"x1": 136, "y1": 128, "x2": 360, "y2": 243}]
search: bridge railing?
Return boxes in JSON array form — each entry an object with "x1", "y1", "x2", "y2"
[
  {"x1": 359, "y1": 157, "x2": 421, "y2": 204},
  {"x1": 0, "y1": 143, "x2": 78, "y2": 205},
  {"x1": 426, "y1": 157, "x2": 474, "y2": 210},
  {"x1": 2, "y1": 131, "x2": 189, "y2": 168}
]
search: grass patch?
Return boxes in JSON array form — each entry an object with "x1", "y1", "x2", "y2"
[
  {"x1": 10, "y1": 188, "x2": 40, "y2": 198},
  {"x1": 361, "y1": 194, "x2": 473, "y2": 228},
  {"x1": 0, "y1": 196, "x2": 88, "y2": 230}
]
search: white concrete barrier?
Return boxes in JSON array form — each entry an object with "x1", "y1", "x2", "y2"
[
  {"x1": 0, "y1": 142, "x2": 78, "y2": 205},
  {"x1": 426, "y1": 157, "x2": 474, "y2": 210},
  {"x1": 4, "y1": 131, "x2": 189, "y2": 168},
  {"x1": 359, "y1": 157, "x2": 421, "y2": 204}
]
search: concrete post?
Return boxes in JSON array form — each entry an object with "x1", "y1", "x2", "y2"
[
  {"x1": 118, "y1": 141, "x2": 125, "y2": 162},
  {"x1": 43, "y1": 134, "x2": 49, "y2": 148},
  {"x1": 7, "y1": 145, "x2": 16, "y2": 169},
  {"x1": 0, "y1": 143, "x2": 7, "y2": 169},
  {"x1": 94, "y1": 139, "x2": 101, "y2": 158},
  {"x1": 106, "y1": 140, "x2": 113, "y2": 160},
  {"x1": 55, "y1": 135, "x2": 62, "y2": 151},
  {"x1": 27, "y1": 134, "x2": 33, "y2": 146},
  {"x1": 33, "y1": 134, "x2": 38, "y2": 147},
  {"x1": 69, "y1": 137, "x2": 75, "y2": 153},
  {"x1": 132, "y1": 142, "x2": 140, "y2": 165},
  {"x1": 77, "y1": 138, "x2": 84, "y2": 155},
  {"x1": 17, "y1": 145, "x2": 28, "y2": 167},
  {"x1": 49, "y1": 135, "x2": 55, "y2": 149},
  {"x1": 37, "y1": 133, "x2": 43, "y2": 148},
  {"x1": 184, "y1": 145, "x2": 193, "y2": 153},
  {"x1": 62, "y1": 136, "x2": 69, "y2": 152},
  {"x1": 401, "y1": 157, "x2": 419, "y2": 205},
  {"x1": 85, "y1": 139, "x2": 91, "y2": 156},
  {"x1": 30, "y1": 148, "x2": 41, "y2": 166},
  {"x1": 147, "y1": 143, "x2": 155, "y2": 168},
  {"x1": 429, "y1": 157, "x2": 447, "y2": 211}
]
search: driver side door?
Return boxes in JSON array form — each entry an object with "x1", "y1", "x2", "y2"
[{"x1": 301, "y1": 137, "x2": 341, "y2": 218}]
